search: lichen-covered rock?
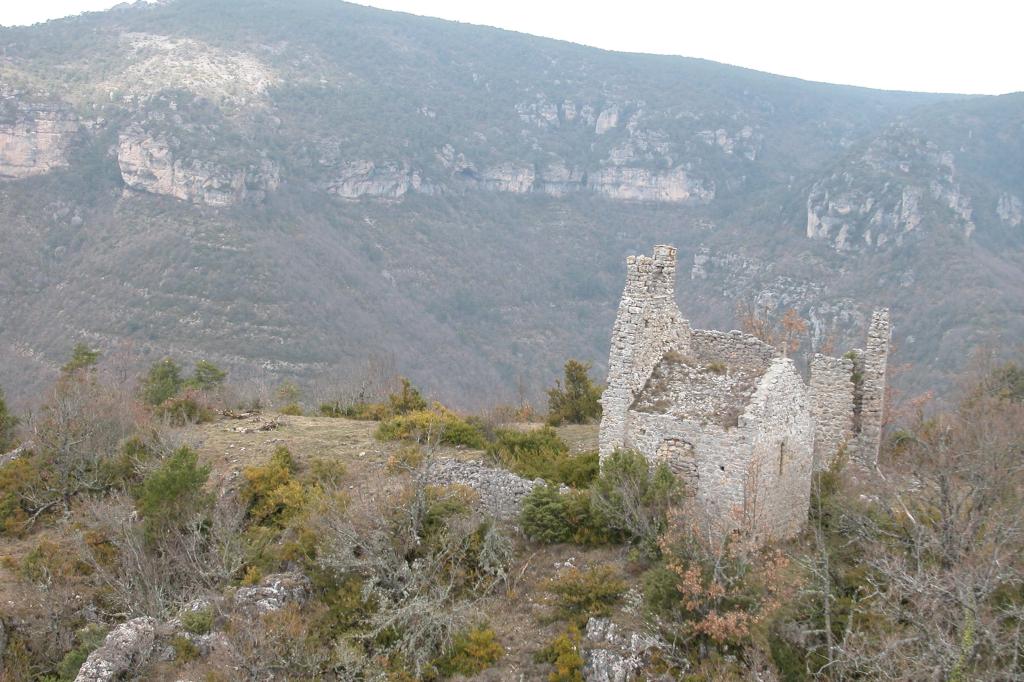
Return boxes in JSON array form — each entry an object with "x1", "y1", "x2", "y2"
[
  {"x1": 581, "y1": 617, "x2": 663, "y2": 682},
  {"x1": 234, "y1": 572, "x2": 311, "y2": 613},
  {"x1": 74, "y1": 617, "x2": 156, "y2": 682}
]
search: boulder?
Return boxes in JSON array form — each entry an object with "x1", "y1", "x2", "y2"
[
  {"x1": 75, "y1": 617, "x2": 156, "y2": 682},
  {"x1": 234, "y1": 572, "x2": 311, "y2": 613}
]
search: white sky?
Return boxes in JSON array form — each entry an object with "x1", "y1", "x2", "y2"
[{"x1": 2, "y1": 0, "x2": 1021, "y2": 95}]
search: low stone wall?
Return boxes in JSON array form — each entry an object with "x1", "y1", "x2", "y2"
[{"x1": 424, "y1": 459, "x2": 545, "y2": 519}]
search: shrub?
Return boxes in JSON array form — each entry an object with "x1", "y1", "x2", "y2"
[
  {"x1": 279, "y1": 403, "x2": 304, "y2": 416},
  {"x1": 154, "y1": 389, "x2": 215, "y2": 426},
  {"x1": 388, "y1": 377, "x2": 428, "y2": 415},
  {"x1": 0, "y1": 385, "x2": 19, "y2": 452},
  {"x1": 706, "y1": 361, "x2": 727, "y2": 375},
  {"x1": 136, "y1": 446, "x2": 212, "y2": 543},
  {"x1": 0, "y1": 457, "x2": 34, "y2": 535},
  {"x1": 242, "y1": 446, "x2": 307, "y2": 528},
  {"x1": 521, "y1": 485, "x2": 616, "y2": 546},
  {"x1": 141, "y1": 358, "x2": 185, "y2": 406},
  {"x1": 180, "y1": 606, "x2": 214, "y2": 635},
  {"x1": 188, "y1": 359, "x2": 227, "y2": 390},
  {"x1": 61, "y1": 343, "x2": 100, "y2": 375},
  {"x1": 487, "y1": 428, "x2": 598, "y2": 487},
  {"x1": 590, "y1": 449, "x2": 678, "y2": 557},
  {"x1": 376, "y1": 409, "x2": 486, "y2": 448},
  {"x1": 536, "y1": 627, "x2": 584, "y2": 682},
  {"x1": 435, "y1": 625, "x2": 503, "y2": 677},
  {"x1": 520, "y1": 484, "x2": 571, "y2": 544},
  {"x1": 546, "y1": 360, "x2": 602, "y2": 426},
  {"x1": 548, "y1": 567, "x2": 626, "y2": 626},
  {"x1": 386, "y1": 444, "x2": 425, "y2": 473},
  {"x1": 171, "y1": 635, "x2": 200, "y2": 662},
  {"x1": 54, "y1": 624, "x2": 108, "y2": 681}
]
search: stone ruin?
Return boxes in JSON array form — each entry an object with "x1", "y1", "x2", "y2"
[{"x1": 598, "y1": 245, "x2": 890, "y2": 543}]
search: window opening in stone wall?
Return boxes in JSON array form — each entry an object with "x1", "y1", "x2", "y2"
[{"x1": 778, "y1": 440, "x2": 785, "y2": 475}]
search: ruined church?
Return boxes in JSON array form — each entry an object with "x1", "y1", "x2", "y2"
[{"x1": 598, "y1": 245, "x2": 890, "y2": 543}]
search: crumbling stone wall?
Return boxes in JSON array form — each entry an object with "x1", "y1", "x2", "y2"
[
  {"x1": 625, "y1": 409, "x2": 751, "y2": 536},
  {"x1": 690, "y1": 329, "x2": 779, "y2": 371},
  {"x1": 850, "y1": 309, "x2": 890, "y2": 467},
  {"x1": 597, "y1": 245, "x2": 889, "y2": 544},
  {"x1": 809, "y1": 354, "x2": 856, "y2": 470},
  {"x1": 599, "y1": 245, "x2": 691, "y2": 458},
  {"x1": 424, "y1": 458, "x2": 544, "y2": 519},
  {"x1": 625, "y1": 357, "x2": 813, "y2": 542}
]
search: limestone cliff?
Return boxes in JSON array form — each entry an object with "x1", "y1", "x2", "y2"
[
  {"x1": 0, "y1": 93, "x2": 79, "y2": 179},
  {"x1": 806, "y1": 124, "x2": 978, "y2": 251},
  {"x1": 117, "y1": 129, "x2": 279, "y2": 207}
]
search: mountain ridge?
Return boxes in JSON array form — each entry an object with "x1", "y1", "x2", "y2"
[{"x1": 0, "y1": 0, "x2": 1021, "y2": 408}]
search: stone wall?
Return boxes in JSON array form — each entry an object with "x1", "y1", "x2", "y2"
[
  {"x1": 624, "y1": 410, "x2": 753, "y2": 538},
  {"x1": 809, "y1": 353, "x2": 856, "y2": 470},
  {"x1": 625, "y1": 358, "x2": 813, "y2": 543},
  {"x1": 424, "y1": 458, "x2": 544, "y2": 519},
  {"x1": 689, "y1": 328, "x2": 779, "y2": 372},
  {"x1": 851, "y1": 309, "x2": 890, "y2": 467},
  {"x1": 742, "y1": 358, "x2": 815, "y2": 542},
  {"x1": 598, "y1": 245, "x2": 691, "y2": 458}
]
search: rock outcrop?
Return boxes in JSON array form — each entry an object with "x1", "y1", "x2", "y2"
[
  {"x1": 581, "y1": 617, "x2": 664, "y2": 682},
  {"x1": 0, "y1": 94, "x2": 79, "y2": 179},
  {"x1": 587, "y1": 166, "x2": 714, "y2": 204},
  {"x1": 234, "y1": 572, "x2": 311, "y2": 613},
  {"x1": 117, "y1": 129, "x2": 279, "y2": 207},
  {"x1": 806, "y1": 125, "x2": 977, "y2": 251},
  {"x1": 75, "y1": 617, "x2": 156, "y2": 682},
  {"x1": 327, "y1": 160, "x2": 429, "y2": 199}
]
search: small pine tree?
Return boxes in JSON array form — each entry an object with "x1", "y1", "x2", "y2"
[
  {"x1": 188, "y1": 360, "x2": 227, "y2": 391},
  {"x1": 546, "y1": 360, "x2": 602, "y2": 426},
  {"x1": 62, "y1": 343, "x2": 101, "y2": 374},
  {"x1": 136, "y1": 446, "x2": 211, "y2": 543},
  {"x1": 520, "y1": 484, "x2": 571, "y2": 543},
  {"x1": 0, "y1": 386, "x2": 18, "y2": 452},
  {"x1": 141, "y1": 358, "x2": 184, "y2": 406}
]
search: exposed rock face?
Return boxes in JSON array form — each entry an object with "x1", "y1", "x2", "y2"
[
  {"x1": 998, "y1": 192, "x2": 1023, "y2": 227},
  {"x1": 117, "y1": 130, "x2": 279, "y2": 206},
  {"x1": 327, "y1": 160, "x2": 426, "y2": 199},
  {"x1": 588, "y1": 166, "x2": 713, "y2": 204},
  {"x1": 234, "y1": 572, "x2": 311, "y2": 613},
  {"x1": 112, "y1": 32, "x2": 277, "y2": 103},
  {"x1": 537, "y1": 161, "x2": 586, "y2": 197},
  {"x1": 478, "y1": 162, "x2": 535, "y2": 193},
  {"x1": 594, "y1": 106, "x2": 620, "y2": 135},
  {"x1": 806, "y1": 125, "x2": 977, "y2": 251},
  {"x1": 75, "y1": 617, "x2": 156, "y2": 682},
  {"x1": 0, "y1": 96, "x2": 79, "y2": 179}
]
